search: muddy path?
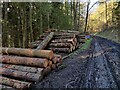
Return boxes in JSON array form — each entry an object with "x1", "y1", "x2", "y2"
[{"x1": 30, "y1": 36, "x2": 120, "y2": 89}]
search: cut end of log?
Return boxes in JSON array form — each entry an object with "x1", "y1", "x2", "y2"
[
  {"x1": 43, "y1": 59, "x2": 49, "y2": 68},
  {"x1": 51, "y1": 64, "x2": 56, "y2": 70},
  {"x1": 48, "y1": 61, "x2": 52, "y2": 67},
  {"x1": 42, "y1": 66, "x2": 51, "y2": 76}
]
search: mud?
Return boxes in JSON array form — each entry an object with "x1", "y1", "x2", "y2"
[{"x1": 30, "y1": 36, "x2": 120, "y2": 89}]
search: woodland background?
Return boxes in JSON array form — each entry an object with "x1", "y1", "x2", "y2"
[{"x1": 1, "y1": 1, "x2": 120, "y2": 48}]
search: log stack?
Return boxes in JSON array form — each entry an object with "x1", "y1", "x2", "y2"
[
  {"x1": 78, "y1": 35, "x2": 86, "y2": 43},
  {"x1": 1, "y1": 48, "x2": 62, "y2": 90},
  {"x1": 29, "y1": 29, "x2": 80, "y2": 53}
]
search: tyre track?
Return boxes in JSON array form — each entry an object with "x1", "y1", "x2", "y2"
[{"x1": 96, "y1": 37, "x2": 120, "y2": 89}]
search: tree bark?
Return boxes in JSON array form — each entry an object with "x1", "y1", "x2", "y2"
[
  {"x1": 1, "y1": 63, "x2": 44, "y2": 74},
  {"x1": 49, "y1": 43, "x2": 73, "y2": 48},
  {"x1": 0, "y1": 76, "x2": 31, "y2": 89},
  {"x1": 52, "y1": 56, "x2": 58, "y2": 64},
  {"x1": 51, "y1": 64, "x2": 56, "y2": 70},
  {"x1": 51, "y1": 38, "x2": 75, "y2": 45},
  {"x1": 0, "y1": 84, "x2": 16, "y2": 89},
  {"x1": 2, "y1": 48, "x2": 54, "y2": 59},
  {"x1": 49, "y1": 48, "x2": 72, "y2": 53},
  {"x1": 54, "y1": 54, "x2": 62, "y2": 64},
  {"x1": 84, "y1": 1, "x2": 90, "y2": 33},
  {"x1": 1, "y1": 55, "x2": 48, "y2": 68},
  {"x1": 2, "y1": 3, "x2": 8, "y2": 47},
  {"x1": 48, "y1": 61, "x2": 52, "y2": 67},
  {"x1": 29, "y1": 43, "x2": 39, "y2": 49},
  {"x1": 43, "y1": 66, "x2": 51, "y2": 76},
  {"x1": 105, "y1": 1, "x2": 108, "y2": 29},
  {"x1": 53, "y1": 35, "x2": 76, "y2": 39},
  {"x1": 0, "y1": 67, "x2": 43, "y2": 82},
  {"x1": 29, "y1": 2, "x2": 33, "y2": 42},
  {"x1": 36, "y1": 32, "x2": 54, "y2": 50}
]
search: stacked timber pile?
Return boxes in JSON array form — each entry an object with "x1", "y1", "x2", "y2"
[
  {"x1": 1, "y1": 47, "x2": 62, "y2": 90},
  {"x1": 78, "y1": 35, "x2": 86, "y2": 43},
  {"x1": 78, "y1": 32, "x2": 91, "y2": 44},
  {"x1": 29, "y1": 29, "x2": 80, "y2": 53}
]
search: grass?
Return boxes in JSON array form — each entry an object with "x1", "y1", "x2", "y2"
[{"x1": 80, "y1": 38, "x2": 93, "y2": 50}]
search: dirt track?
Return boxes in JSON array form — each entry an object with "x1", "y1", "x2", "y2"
[{"x1": 30, "y1": 36, "x2": 120, "y2": 89}]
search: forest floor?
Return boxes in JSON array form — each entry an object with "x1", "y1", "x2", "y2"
[{"x1": 30, "y1": 36, "x2": 120, "y2": 89}]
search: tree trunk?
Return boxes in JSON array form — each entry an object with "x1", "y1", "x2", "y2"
[
  {"x1": 1, "y1": 63, "x2": 44, "y2": 74},
  {"x1": 105, "y1": 1, "x2": 108, "y2": 29},
  {"x1": 2, "y1": 3, "x2": 8, "y2": 47},
  {"x1": 36, "y1": 32, "x2": 54, "y2": 50},
  {"x1": 73, "y1": 2, "x2": 78, "y2": 31},
  {"x1": 2, "y1": 48, "x2": 54, "y2": 59},
  {"x1": 1, "y1": 55, "x2": 48, "y2": 68},
  {"x1": 0, "y1": 67, "x2": 43, "y2": 82},
  {"x1": 84, "y1": 1, "x2": 90, "y2": 33},
  {"x1": 0, "y1": 76, "x2": 31, "y2": 89},
  {"x1": 30, "y1": 2, "x2": 33, "y2": 42}
]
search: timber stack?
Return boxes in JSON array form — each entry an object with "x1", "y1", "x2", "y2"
[
  {"x1": 29, "y1": 29, "x2": 80, "y2": 53},
  {"x1": 78, "y1": 35, "x2": 86, "y2": 43},
  {"x1": 78, "y1": 32, "x2": 90, "y2": 44},
  {"x1": 1, "y1": 47, "x2": 62, "y2": 90}
]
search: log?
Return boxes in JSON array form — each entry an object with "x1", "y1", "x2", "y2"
[
  {"x1": 51, "y1": 38, "x2": 75, "y2": 45},
  {"x1": 49, "y1": 43, "x2": 73, "y2": 48},
  {"x1": 53, "y1": 35, "x2": 76, "y2": 39},
  {"x1": 36, "y1": 32, "x2": 54, "y2": 50},
  {"x1": 29, "y1": 43, "x2": 39, "y2": 49},
  {"x1": 47, "y1": 29, "x2": 80, "y2": 34},
  {"x1": 2, "y1": 48, "x2": 54, "y2": 59},
  {"x1": 51, "y1": 64, "x2": 56, "y2": 70},
  {"x1": 0, "y1": 76, "x2": 31, "y2": 89},
  {"x1": 39, "y1": 33, "x2": 49, "y2": 38},
  {"x1": 1, "y1": 55, "x2": 48, "y2": 68},
  {"x1": 54, "y1": 55, "x2": 62, "y2": 64},
  {"x1": 29, "y1": 40, "x2": 77, "y2": 51},
  {"x1": 0, "y1": 67, "x2": 43, "y2": 82},
  {"x1": 48, "y1": 61, "x2": 52, "y2": 67},
  {"x1": 49, "y1": 48, "x2": 72, "y2": 53},
  {"x1": 54, "y1": 33, "x2": 76, "y2": 37},
  {"x1": 55, "y1": 32, "x2": 79, "y2": 36},
  {"x1": 43, "y1": 66, "x2": 51, "y2": 76},
  {"x1": 0, "y1": 84, "x2": 16, "y2": 89},
  {"x1": 1, "y1": 63, "x2": 44, "y2": 74},
  {"x1": 29, "y1": 40, "x2": 41, "y2": 45},
  {"x1": 52, "y1": 56, "x2": 58, "y2": 64},
  {"x1": 29, "y1": 40, "x2": 42, "y2": 48},
  {"x1": 56, "y1": 63, "x2": 61, "y2": 67},
  {"x1": 76, "y1": 42, "x2": 79, "y2": 49},
  {"x1": 59, "y1": 30, "x2": 80, "y2": 34}
]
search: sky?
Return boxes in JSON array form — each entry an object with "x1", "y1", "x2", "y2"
[{"x1": 81, "y1": 0, "x2": 99, "y2": 12}]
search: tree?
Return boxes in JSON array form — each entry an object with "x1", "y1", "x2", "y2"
[{"x1": 84, "y1": 0, "x2": 90, "y2": 33}]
